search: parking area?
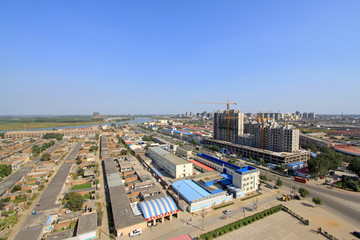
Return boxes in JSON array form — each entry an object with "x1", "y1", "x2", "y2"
[{"x1": 216, "y1": 211, "x2": 323, "y2": 240}]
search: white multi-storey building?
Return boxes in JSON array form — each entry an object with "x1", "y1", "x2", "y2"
[
  {"x1": 232, "y1": 166, "x2": 260, "y2": 193},
  {"x1": 148, "y1": 147, "x2": 193, "y2": 178}
]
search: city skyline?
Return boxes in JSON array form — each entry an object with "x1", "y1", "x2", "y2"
[{"x1": 1, "y1": 1, "x2": 360, "y2": 115}]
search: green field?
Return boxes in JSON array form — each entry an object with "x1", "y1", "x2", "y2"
[
  {"x1": 71, "y1": 182, "x2": 92, "y2": 190},
  {"x1": 0, "y1": 116, "x2": 104, "y2": 131}
]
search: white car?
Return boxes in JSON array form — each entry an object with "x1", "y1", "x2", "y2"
[
  {"x1": 223, "y1": 209, "x2": 231, "y2": 214},
  {"x1": 129, "y1": 228, "x2": 142, "y2": 237}
]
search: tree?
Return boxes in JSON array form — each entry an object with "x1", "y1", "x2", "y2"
[
  {"x1": 348, "y1": 158, "x2": 360, "y2": 176},
  {"x1": 76, "y1": 156, "x2": 82, "y2": 165},
  {"x1": 89, "y1": 146, "x2": 98, "y2": 152},
  {"x1": 111, "y1": 123, "x2": 116, "y2": 128},
  {"x1": 11, "y1": 185, "x2": 21, "y2": 193},
  {"x1": 276, "y1": 178, "x2": 283, "y2": 187},
  {"x1": 32, "y1": 145, "x2": 41, "y2": 155},
  {"x1": 190, "y1": 139, "x2": 200, "y2": 146},
  {"x1": 120, "y1": 149, "x2": 128, "y2": 155},
  {"x1": 0, "y1": 132, "x2": 5, "y2": 139},
  {"x1": 63, "y1": 192, "x2": 84, "y2": 211},
  {"x1": 0, "y1": 164, "x2": 12, "y2": 178},
  {"x1": 299, "y1": 187, "x2": 310, "y2": 198},
  {"x1": 43, "y1": 133, "x2": 63, "y2": 141},
  {"x1": 76, "y1": 168, "x2": 84, "y2": 177},
  {"x1": 41, "y1": 152, "x2": 51, "y2": 161},
  {"x1": 312, "y1": 197, "x2": 322, "y2": 205},
  {"x1": 259, "y1": 158, "x2": 265, "y2": 166},
  {"x1": 142, "y1": 135, "x2": 153, "y2": 141}
]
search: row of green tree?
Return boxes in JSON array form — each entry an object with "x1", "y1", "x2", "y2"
[
  {"x1": 43, "y1": 133, "x2": 63, "y2": 141},
  {"x1": 347, "y1": 156, "x2": 360, "y2": 177},
  {"x1": 307, "y1": 148, "x2": 343, "y2": 177},
  {"x1": 32, "y1": 141, "x2": 55, "y2": 157},
  {"x1": 204, "y1": 144, "x2": 221, "y2": 152},
  {"x1": 0, "y1": 164, "x2": 12, "y2": 178},
  {"x1": 142, "y1": 135, "x2": 153, "y2": 141}
]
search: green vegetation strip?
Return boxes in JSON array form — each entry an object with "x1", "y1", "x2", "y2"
[
  {"x1": 213, "y1": 202, "x2": 235, "y2": 210},
  {"x1": 200, "y1": 205, "x2": 282, "y2": 240},
  {"x1": 71, "y1": 182, "x2": 92, "y2": 190},
  {"x1": 241, "y1": 192, "x2": 262, "y2": 201}
]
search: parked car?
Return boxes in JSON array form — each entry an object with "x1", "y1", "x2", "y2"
[
  {"x1": 353, "y1": 231, "x2": 360, "y2": 238},
  {"x1": 223, "y1": 209, "x2": 231, "y2": 214},
  {"x1": 266, "y1": 184, "x2": 274, "y2": 189},
  {"x1": 129, "y1": 228, "x2": 142, "y2": 237}
]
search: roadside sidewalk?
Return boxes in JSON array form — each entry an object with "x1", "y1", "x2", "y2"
[{"x1": 283, "y1": 199, "x2": 358, "y2": 240}]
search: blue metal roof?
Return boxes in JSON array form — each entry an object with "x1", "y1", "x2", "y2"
[
  {"x1": 236, "y1": 166, "x2": 256, "y2": 173},
  {"x1": 152, "y1": 167, "x2": 163, "y2": 178},
  {"x1": 171, "y1": 180, "x2": 211, "y2": 203},
  {"x1": 211, "y1": 189, "x2": 224, "y2": 194},
  {"x1": 220, "y1": 179, "x2": 232, "y2": 185},
  {"x1": 220, "y1": 173, "x2": 233, "y2": 181},
  {"x1": 311, "y1": 152, "x2": 317, "y2": 157},
  {"x1": 45, "y1": 215, "x2": 53, "y2": 226},
  {"x1": 169, "y1": 129, "x2": 192, "y2": 135},
  {"x1": 197, "y1": 153, "x2": 240, "y2": 171},
  {"x1": 286, "y1": 161, "x2": 305, "y2": 167},
  {"x1": 138, "y1": 196, "x2": 178, "y2": 221}
]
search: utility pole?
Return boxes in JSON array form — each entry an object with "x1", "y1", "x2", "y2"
[{"x1": 201, "y1": 206, "x2": 208, "y2": 231}]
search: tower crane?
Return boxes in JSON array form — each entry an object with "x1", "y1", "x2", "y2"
[
  {"x1": 195, "y1": 100, "x2": 237, "y2": 142},
  {"x1": 257, "y1": 113, "x2": 273, "y2": 149}
]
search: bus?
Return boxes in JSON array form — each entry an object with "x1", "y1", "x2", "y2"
[{"x1": 294, "y1": 176, "x2": 307, "y2": 183}]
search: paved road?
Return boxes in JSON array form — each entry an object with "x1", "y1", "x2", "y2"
[
  {"x1": 151, "y1": 131, "x2": 360, "y2": 225},
  {"x1": 14, "y1": 141, "x2": 82, "y2": 240},
  {"x1": 261, "y1": 170, "x2": 360, "y2": 225},
  {"x1": 0, "y1": 140, "x2": 65, "y2": 196}
]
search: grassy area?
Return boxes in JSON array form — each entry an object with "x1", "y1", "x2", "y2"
[
  {"x1": 297, "y1": 128, "x2": 330, "y2": 134},
  {"x1": 0, "y1": 215, "x2": 17, "y2": 228},
  {"x1": 213, "y1": 202, "x2": 235, "y2": 210},
  {"x1": 71, "y1": 182, "x2": 92, "y2": 190},
  {"x1": 0, "y1": 121, "x2": 101, "y2": 131}
]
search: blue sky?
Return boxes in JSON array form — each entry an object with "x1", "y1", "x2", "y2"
[{"x1": 0, "y1": 1, "x2": 359, "y2": 115}]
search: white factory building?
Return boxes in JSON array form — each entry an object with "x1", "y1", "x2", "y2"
[{"x1": 147, "y1": 147, "x2": 193, "y2": 178}]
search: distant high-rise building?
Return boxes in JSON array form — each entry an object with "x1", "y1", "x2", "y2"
[
  {"x1": 302, "y1": 112, "x2": 308, "y2": 119},
  {"x1": 308, "y1": 112, "x2": 316, "y2": 119},
  {"x1": 214, "y1": 109, "x2": 244, "y2": 143},
  {"x1": 92, "y1": 112, "x2": 100, "y2": 118}
]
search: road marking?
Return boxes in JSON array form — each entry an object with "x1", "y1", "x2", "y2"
[{"x1": 315, "y1": 192, "x2": 360, "y2": 213}]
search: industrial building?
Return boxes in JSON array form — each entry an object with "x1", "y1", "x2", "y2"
[
  {"x1": 103, "y1": 158, "x2": 145, "y2": 237},
  {"x1": 205, "y1": 138, "x2": 310, "y2": 164},
  {"x1": 214, "y1": 109, "x2": 244, "y2": 143},
  {"x1": 138, "y1": 196, "x2": 179, "y2": 225},
  {"x1": 4, "y1": 129, "x2": 99, "y2": 139},
  {"x1": 171, "y1": 180, "x2": 232, "y2": 212},
  {"x1": 176, "y1": 147, "x2": 192, "y2": 159},
  {"x1": 286, "y1": 161, "x2": 306, "y2": 171},
  {"x1": 147, "y1": 147, "x2": 193, "y2": 178},
  {"x1": 232, "y1": 166, "x2": 259, "y2": 193},
  {"x1": 194, "y1": 154, "x2": 259, "y2": 194}
]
